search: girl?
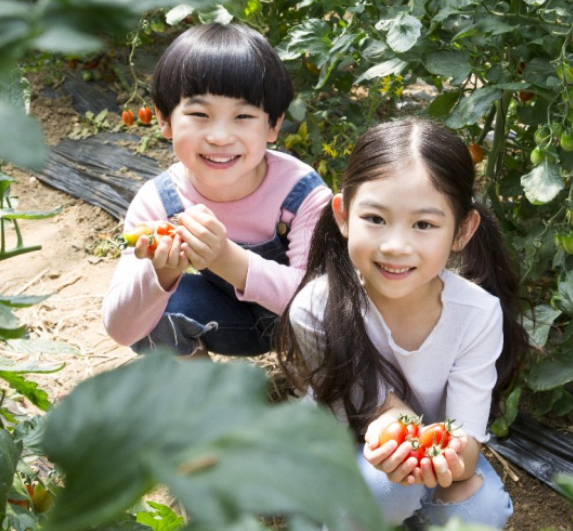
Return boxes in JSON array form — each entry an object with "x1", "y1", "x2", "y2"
[
  {"x1": 103, "y1": 23, "x2": 331, "y2": 357},
  {"x1": 275, "y1": 118, "x2": 530, "y2": 529}
]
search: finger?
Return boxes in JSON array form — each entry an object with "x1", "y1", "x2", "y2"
[
  {"x1": 419, "y1": 457, "x2": 438, "y2": 488},
  {"x1": 432, "y1": 454, "x2": 453, "y2": 488},
  {"x1": 444, "y1": 448, "x2": 465, "y2": 478}
]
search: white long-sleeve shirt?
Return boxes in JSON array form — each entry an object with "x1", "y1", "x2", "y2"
[
  {"x1": 103, "y1": 149, "x2": 332, "y2": 346},
  {"x1": 289, "y1": 269, "x2": 503, "y2": 442}
]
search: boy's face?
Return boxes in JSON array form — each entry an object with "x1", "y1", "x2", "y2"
[{"x1": 156, "y1": 93, "x2": 283, "y2": 202}]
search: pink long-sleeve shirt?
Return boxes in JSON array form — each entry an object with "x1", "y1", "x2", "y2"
[{"x1": 102, "y1": 150, "x2": 333, "y2": 347}]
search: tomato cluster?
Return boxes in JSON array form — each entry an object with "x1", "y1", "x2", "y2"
[
  {"x1": 379, "y1": 415, "x2": 454, "y2": 466},
  {"x1": 117, "y1": 220, "x2": 177, "y2": 252}
]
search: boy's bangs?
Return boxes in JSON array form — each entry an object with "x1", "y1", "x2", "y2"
[{"x1": 181, "y1": 47, "x2": 266, "y2": 106}]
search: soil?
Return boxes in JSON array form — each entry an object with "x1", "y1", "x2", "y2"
[{"x1": 1, "y1": 56, "x2": 573, "y2": 531}]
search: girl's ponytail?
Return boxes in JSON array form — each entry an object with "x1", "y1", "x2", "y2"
[{"x1": 459, "y1": 202, "x2": 530, "y2": 418}]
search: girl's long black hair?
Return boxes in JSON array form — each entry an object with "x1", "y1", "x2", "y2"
[{"x1": 275, "y1": 117, "x2": 531, "y2": 437}]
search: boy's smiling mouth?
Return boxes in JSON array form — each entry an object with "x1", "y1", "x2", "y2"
[{"x1": 201, "y1": 154, "x2": 240, "y2": 164}]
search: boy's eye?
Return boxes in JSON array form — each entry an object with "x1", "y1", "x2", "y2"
[
  {"x1": 189, "y1": 112, "x2": 208, "y2": 118},
  {"x1": 236, "y1": 113, "x2": 255, "y2": 120}
]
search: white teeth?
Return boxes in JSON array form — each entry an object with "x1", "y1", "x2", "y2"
[
  {"x1": 203, "y1": 155, "x2": 236, "y2": 163},
  {"x1": 380, "y1": 265, "x2": 410, "y2": 274}
]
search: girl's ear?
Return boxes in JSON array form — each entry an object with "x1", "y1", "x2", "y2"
[
  {"x1": 155, "y1": 107, "x2": 173, "y2": 139},
  {"x1": 332, "y1": 193, "x2": 349, "y2": 237},
  {"x1": 267, "y1": 114, "x2": 285, "y2": 143},
  {"x1": 452, "y1": 209, "x2": 481, "y2": 251}
]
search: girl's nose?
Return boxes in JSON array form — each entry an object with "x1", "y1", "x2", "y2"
[{"x1": 379, "y1": 229, "x2": 412, "y2": 255}]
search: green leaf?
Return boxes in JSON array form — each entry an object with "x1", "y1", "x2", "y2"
[
  {"x1": 554, "y1": 474, "x2": 573, "y2": 504},
  {"x1": 490, "y1": 387, "x2": 521, "y2": 438},
  {"x1": 445, "y1": 86, "x2": 502, "y2": 129},
  {"x1": 135, "y1": 502, "x2": 184, "y2": 531},
  {"x1": 0, "y1": 99, "x2": 47, "y2": 170},
  {"x1": 0, "y1": 67, "x2": 29, "y2": 113},
  {"x1": 2, "y1": 338, "x2": 77, "y2": 357},
  {"x1": 522, "y1": 304, "x2": 561, "y2": 348},
  {"x1": 0, "y1": 303, "x2": 25, "y2": 338},
  {"x1": 520, "y1": 159, "x2": 564, "y2": 205},
  {"x1": 0, "y1": 205, "x2": 63, "y2": 220},
  {"x1": 354, "y1": 58, "x2": 408, "y2": 84},
  {"x1": 33, "y1": 25, "x2": 103, "y2": 54},
  {"x1": 0, "y1": 371, "x2": 52, "y2": 411},
  {"x1": 385, "y1": 13, "x2": 422, "y2": 53},
  {"x1": 427, "y1": 90, "x2": 459, "y2": 119},
  {"x1": 42, "y1": 354, "x2": 387, "y2": 531},
  {"x1": 526, "y1": 352, "x2": 573, "y2": 391},
  {"x1": 279, "y1": 20, "x2": 332, "y2": 64},
  {"x1": 0, "y1": 294, "x2": 51, "y2": 308},
  {"x1": 0, "y1": 429, "x2": 22, "y2": 522},
  {"x1": 422, "y1": 50, "x2": 471, "y2": 85}
]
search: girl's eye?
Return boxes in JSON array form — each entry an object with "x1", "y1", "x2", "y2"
[
  {"x1": 189, "y1": 112, "x2": 208, "y2": 118},
  {"x1": 414, "y1": 221, "x2": 435, "y2": 230},
  {"x1": 365, "y1": 215, "x2": 385, "y2": 225}
]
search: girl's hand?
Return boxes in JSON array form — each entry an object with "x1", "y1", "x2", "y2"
[
  {"x1": 176, "y1": 205, "x2": 228, "y2": 270},
  {"x1": 364, "y1": 415, "x2": 420, "y2": 485}
]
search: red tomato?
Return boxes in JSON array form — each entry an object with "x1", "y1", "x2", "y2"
[
  {"x1": 379, "y1": 414, "x2": 421, "y2": 446},
  {"x1": 519, "y1": 91, "x2": 534, "y2": 102},
  {"x1": 406, "y1": 442, "x2": 426, "y2": 464},
  {"x1": 122, "y1": 109, "x2": 134, "y2": 127},
  {"x1": 156, "y1": 220, "x2": 176, "y2": 236},
  {"x1": 419, "y1": 422, "x2": 451, "y2": 450},
  {"x1": 379, "y1": 420, "x2": 408, "y2": 446},
  {"x1": 138, "y1": 106, "x2": 153, "y2": 125},
  {"x1": 468, "y1": 142, "x2": 485, "y2": 164}
]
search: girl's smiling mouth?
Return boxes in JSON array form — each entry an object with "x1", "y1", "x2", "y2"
[{"x1": 376, "y1": 263, "x2": 414, "y2": 276}]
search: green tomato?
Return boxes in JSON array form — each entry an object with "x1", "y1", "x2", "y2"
[
  {"x1": 561, "y1": 234, "x2": 573, "y2": 255},
  {"x1": 530, "y1": 147, "x2": 545, "y2": 165},
  {"x1": 560, "y1": 131, "x2": 573, "y2": 152}
]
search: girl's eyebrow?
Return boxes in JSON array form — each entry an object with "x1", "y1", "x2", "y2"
[{"x1": 357, "y1": 199, "x2": 446, "y2": 217}]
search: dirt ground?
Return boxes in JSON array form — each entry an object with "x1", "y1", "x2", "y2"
[{"x1": 1, "y1": 59, "x2": 572, "y2": 531}]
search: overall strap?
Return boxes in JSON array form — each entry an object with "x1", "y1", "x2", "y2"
[
  {"x1": 280, "y1": 171, "x2": 327, "y2": 214},
  {"x1": 277, "y1": 171, "x2": 328, "y2": 236},
  {"x1": 154, "y1": 171, "x2": 185, "y2": 219}
]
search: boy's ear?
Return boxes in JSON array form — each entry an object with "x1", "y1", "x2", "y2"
[
  {"x1": 452, "y1": 208, "x2": 480, "y2": 251},
  {"x1": 332, "y1": 194, "x2": 348, "y2": 237},
  {"x1": 155, "y1": 107, "x2": 173, "y2": 139},
  {"x1": 267, "y1": 114, "x2": 285, "y2": 143}
]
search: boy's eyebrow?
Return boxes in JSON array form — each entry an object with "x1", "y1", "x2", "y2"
[
  {"x1": 181, "y1": 96, "x2": 253, "y2": 107},
  {"x1": 357, "y1": 199, "x2": 446, "y2": 217}
]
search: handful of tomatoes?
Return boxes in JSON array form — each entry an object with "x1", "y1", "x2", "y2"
[
  {"x1": 117, "y1": 220, "x2": 177, "y2": 252},
  {"x1": 379, "y1": 414, "x2": 456, "y2": 466}
]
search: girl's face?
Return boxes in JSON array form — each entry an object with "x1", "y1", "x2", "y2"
[
  {"x1": 156, "y1": 93, "x2": 283, "y2": 202},
  {"x1": 333, "y1": 162, "x2": 471, "y2": 310}
]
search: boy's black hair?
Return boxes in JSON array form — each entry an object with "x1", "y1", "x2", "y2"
[{"x1": 151, "y1": 22, "x2": 293, "y2": 128}]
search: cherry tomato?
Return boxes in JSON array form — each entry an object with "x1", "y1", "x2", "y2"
[
  {"x1": 519, "y1": 91, "x2": 534, "y2": 102},
  {"x1": 138, "y1": 106, "x2": 153, "y2": 125},
  {"x1": 560, "y1": 131, "x2": 573, "y2": 152},
  {"x1": 156, "y1": 220, "x2": 176, "y2": 236},
  {"x1": 530, "y1": 147, "x2": 545, "y2": 165},
  {"x1": 122, "y1": 109, "x2": 134, "y2": 127},
  {"x1": 117, "y1": 224, "x2": 153, "y2": 248},
  {"x1": 468, "y1": 142, "x2": 485, "y2": 164},
  {"x1": 418, "y1": 422, "x2": 451, "y2": 451},
  {"x1": 379, "y1": 420, "x2": 408, "y2": 446},
  {"x1": 379, "y1": 414, "x2": 421, "y2": 446},
  {"x1": 406, "y1": 441, "x2": 426, "y2": 464}
]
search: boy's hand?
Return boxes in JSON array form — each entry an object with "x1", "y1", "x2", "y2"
[{"x1": 176, "y1": 205, "x2": 228, "y2": 270}]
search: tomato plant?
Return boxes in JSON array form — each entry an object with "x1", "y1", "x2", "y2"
[{"x1": 138, "y1": 106, "x2": 152, "y2": 124}]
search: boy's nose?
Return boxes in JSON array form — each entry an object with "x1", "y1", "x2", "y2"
[{"x1": 206, "y1": 122, "x2": 234, "y2": 145}]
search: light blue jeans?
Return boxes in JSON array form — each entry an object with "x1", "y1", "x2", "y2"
[{"x1": 356, "y1": 450, "x2": 513, "y2": 529}]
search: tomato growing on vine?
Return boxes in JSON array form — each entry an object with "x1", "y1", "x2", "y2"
[
  {"x1": 138, "y1": 106, "x2": 153, "y2": 125},
  {"x1": 122, "y1": 109, "x2": 134, "y2": 127}
]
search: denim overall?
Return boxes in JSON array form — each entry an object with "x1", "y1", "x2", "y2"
[{"x1": 132, "y1": 169, "x2": 327, "y2": 356}]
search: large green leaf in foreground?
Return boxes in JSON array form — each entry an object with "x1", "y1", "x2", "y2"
[{"x1": 41, "y1": 353, "x2": 388, "y2": 531}]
